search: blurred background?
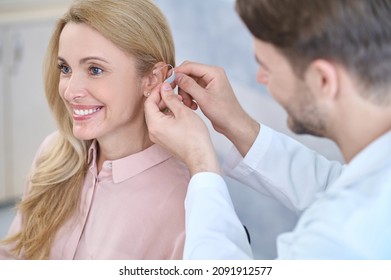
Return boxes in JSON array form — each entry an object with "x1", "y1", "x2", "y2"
[{"x1": 0, "y1": 0, "x2": 343, "y2": 259}]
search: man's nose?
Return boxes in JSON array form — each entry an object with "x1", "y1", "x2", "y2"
[{"x1": 256, "y1": 68, "x2": 269, "y2": 85}]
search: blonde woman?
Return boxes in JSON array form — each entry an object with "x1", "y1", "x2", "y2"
[{"x1": 0, "y1": 0, "x2": 189, "y2": 260}]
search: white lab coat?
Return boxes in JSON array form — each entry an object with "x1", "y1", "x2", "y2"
[{"x1": 184, "y1": 125, "x2": 391, "y2": 259}]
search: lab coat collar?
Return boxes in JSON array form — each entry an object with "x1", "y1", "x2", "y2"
[{"x1": 330, "y1": 129, "x2": 391, "y2": 190}]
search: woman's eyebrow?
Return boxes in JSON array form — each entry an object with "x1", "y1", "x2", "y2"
[
  {"x1": 57, "y1": 56, "x2": 66, "y2": 63},
  {"x1": 79, "y1": 56, "x2": 109, "y2": 64},
  {"x1": 57, "y1": 56, "x2": 109, "y2": 64}
]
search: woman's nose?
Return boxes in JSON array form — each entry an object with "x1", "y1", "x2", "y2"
[{"x1": 62, "y1": 73, "x2": 87, "y2": 102}]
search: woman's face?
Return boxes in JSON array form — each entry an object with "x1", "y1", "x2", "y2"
[{"x1": 58, "y1": 23, "x2": 147, "y2": 142}]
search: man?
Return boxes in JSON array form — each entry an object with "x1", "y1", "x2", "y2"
[{"x1": 144, "y1": 0, "x2": 391, "y2": 259}]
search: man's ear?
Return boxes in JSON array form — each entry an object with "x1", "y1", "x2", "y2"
[{"x1": 305, "y1": 59, "x2": 339, "y2": 100}]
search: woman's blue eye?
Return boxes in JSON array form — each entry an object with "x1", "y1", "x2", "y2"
[
  {"x1": 90, "y1": 67, "x2": 103, "y2": 75},
  {"x1": 58, "y1": 64, "x2": 71, "y2": 74}
]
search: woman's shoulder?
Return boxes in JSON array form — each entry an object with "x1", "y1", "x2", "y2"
[
  {"x1": 42, "y1": 130, "x2": 61, "y2": 144},
  {"x1": 29, "y1": 131, "x2": 63, "y2": 168},
  {"x1": 144, "y1": 144, "x2": 191, "y2": 179},
  {"x1": 36, "y1": 131, "x2": 61, "y2": 156}
]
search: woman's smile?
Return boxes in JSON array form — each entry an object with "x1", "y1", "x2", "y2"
[{"x1": 70, "y1": 104, "x2": 104, "y2": 120}]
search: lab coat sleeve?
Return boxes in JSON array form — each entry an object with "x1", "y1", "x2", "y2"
[
  {"x1": 184, "y1": 172, "x2": 253, "y2": 259},
  {"x1": 224, "y1": 125, "x2": 344, "y2": 213}
]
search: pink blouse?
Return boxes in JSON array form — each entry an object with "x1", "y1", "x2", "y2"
[{"x1": 0, "y1": 133, "x2": 190, "y2": 259}]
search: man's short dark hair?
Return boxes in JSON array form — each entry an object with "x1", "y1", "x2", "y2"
[{"x1": 236, "y1": 0, "x2": 391, "y2": 103}]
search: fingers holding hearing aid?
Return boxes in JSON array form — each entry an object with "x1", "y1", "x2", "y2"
[
  {"x1": 147, "y1": 82, "x2": 182, "y2": 113},
  {"x1": 150, "y1": 63, "x2": 198, "y2": 111},
  {"x1": 174, "y1": 61, "x2": 246, "y2": 138},
  {"x1": 160, "y1": 83, "x2": 184, "y2": 115},
  {"x1": 145, "y1": 82, "x2": 220, "y2": 176},
  {"x1": 177, "y1": 83, "x2": 199, "y2": 110}
]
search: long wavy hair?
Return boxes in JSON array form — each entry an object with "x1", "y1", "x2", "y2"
[{"x1": 2, "y1": 0, "x2": 175, "y2": 259}]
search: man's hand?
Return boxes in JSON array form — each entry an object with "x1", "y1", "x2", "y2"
[
  {"x1": 144, "y1": 82, "x2": 221, "y2": 176},
  {"x1": 175, "y1": 61, "x2": 260, "y2": 157}
]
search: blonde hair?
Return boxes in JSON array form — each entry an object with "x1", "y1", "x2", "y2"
[{"x1": 3, "y1": 0, "x2": 175, "y2": 259}]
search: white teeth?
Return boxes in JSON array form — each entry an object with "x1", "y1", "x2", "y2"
[{"x1": 74, "y1": 107, "x2": 101, "y2": 116}]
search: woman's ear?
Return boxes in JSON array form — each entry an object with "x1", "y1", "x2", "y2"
[
  {"x1": 143, "y1": 61, "x2": 174, "y2": 96},
  {"x1": 152, "y1": 61, "x2": 168, "y2": 82},
  {"x1": 143, "y1": 61, "x2": 167, "y2": 94}
]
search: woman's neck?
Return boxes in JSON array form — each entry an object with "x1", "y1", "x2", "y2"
[{"x1": 96, "y1": 123, "x2": 153, "y2": 172}]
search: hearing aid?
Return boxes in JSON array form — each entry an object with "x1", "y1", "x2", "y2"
[
  {"x1": 164, "y1": 64, "x2": 176, "y2": 83},
  {"x1": 163, "y1": 64, "x2": 176, "y2": 83},
  {"x1": 153, "y1": 64, "x2": 176, "y2": 83}
]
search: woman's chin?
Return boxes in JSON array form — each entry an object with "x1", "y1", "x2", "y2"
[{"x1": 72, "y1": 130, "x2": 95, "y2": 141}]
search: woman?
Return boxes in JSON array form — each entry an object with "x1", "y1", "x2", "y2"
[{"x1": 0, "y1": 0, "x2": 189, "y2": 260}]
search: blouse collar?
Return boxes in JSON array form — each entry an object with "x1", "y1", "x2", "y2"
[{"x1": 87, "y1": 140, "x2": 173, "y2": 183}]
